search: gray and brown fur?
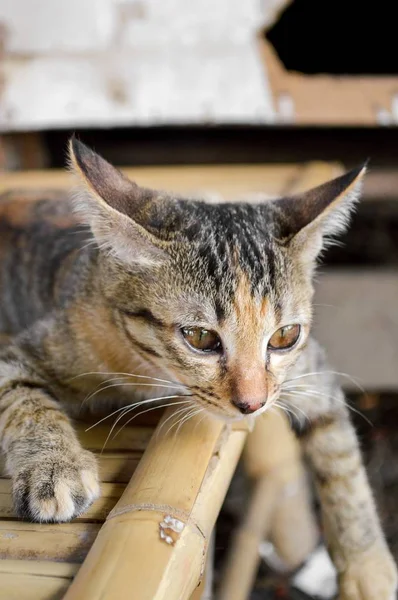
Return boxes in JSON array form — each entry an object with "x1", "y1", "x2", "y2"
[{"x1": 0, "y1": 138, "x2": 396, "y2": 598}]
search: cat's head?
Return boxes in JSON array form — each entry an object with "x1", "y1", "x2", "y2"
[{"x1": 69, "y1": 137, "x2": 366, "y2": 421}]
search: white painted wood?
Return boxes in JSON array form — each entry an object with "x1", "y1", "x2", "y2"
[
  {"x1": 0, "y1": 44, "x2": 275, "y2": 130},
  {"x1": 0, "y1": 0, "x2": 115, "y2": 53},
  {"x1": 0, "y1": 0, "x2": 290, "y2": 131}
]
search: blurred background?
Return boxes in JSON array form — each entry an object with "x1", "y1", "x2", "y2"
[{"x1": 1, "y1": 1, "x2": 398, "y2": 598}]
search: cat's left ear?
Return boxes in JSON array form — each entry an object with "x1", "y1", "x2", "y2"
[
  {"x1": 68, "y1": 137, "x2": 169, "y2": 266},
  {"x1": 272, "y1": 164, "x2": 367, "y2": 260}
]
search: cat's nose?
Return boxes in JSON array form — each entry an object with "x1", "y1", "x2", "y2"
[{"x1": 232, "y1": 399, "x2": 265, "y2": 414}]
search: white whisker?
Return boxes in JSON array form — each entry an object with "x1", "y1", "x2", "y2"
[
  {"x1": 281, "y1": 389, "x2": 332, "y2": 401},
  {"x1": 282, "y1": 383, "x2": 331, "y2": 391},
  {"x1": 85, "y1": 394, "x2": 190, "y2": 432},
  {"x1": 193, "y1": 411, "x2": 209, "y2": 433},
  {"x1": 276, "y1": 400, "x2": 299, "y2": 421},
  {"x1": 285, "y1": 370, "x2": 365, "y2": 393},
  {"x1": 273, "y1": 402, "x2": 293, "y2": 426},
  {"x1": 175, "y1": 408, "x2": 204, "y2": 437},
  {"x1": 82, "y1": 380, "x2": 185, "y2": 408},
  {"x1": 164, "y1": 407, "x2": 195, "y2": 438},
  {"x1": 281, "y1": 388, "x2": 373, "y2": 427},
  {"x1": 112, "y1": 400, "x2": 193, "y2": 440},
  {"x1": 94, "y1": 378, "x2": 183, "y2": 391},
  {"x1": 277, "y1": 398, "x2": 310, "y2": 423},
  {"x1": 100, "y1": 398, "x2": 192, "y2": 453},
  {"x1": 157, "y1": 405, "x2": 195, "y2": 438},
  {"x1": 333, "y1": 396, "x2": 374, "y2": 426},
  {"x1": 172, "y1": 408, "x2": 202, "y2": 438},
  {"x1": 69, "y1": 371, "x2": 185, "y2": 387}
]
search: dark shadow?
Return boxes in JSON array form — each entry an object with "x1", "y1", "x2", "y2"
[{"x1": 267, "y1": 0, "x2": 398, "y2": 75}]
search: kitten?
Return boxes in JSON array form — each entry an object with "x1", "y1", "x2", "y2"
[{"x1": 0, "y1": 138, "x2": 396, "y2": 598}]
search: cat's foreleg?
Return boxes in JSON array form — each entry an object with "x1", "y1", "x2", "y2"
[
  {"x1": 0, "y1": 346, "x2": 99, "y2": 522},
  {"x1": 289, "y1": 374, "x2": 397, "y2": 600}
]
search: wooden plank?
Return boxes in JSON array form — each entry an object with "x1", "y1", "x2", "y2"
[
  {"x1": 262, "y1": 38, "x2": 398, "y2": 126},
  {"x1": 0, "y1": 162, "x2": 340, "y2": 199},
  {"x1": 97, "y1": 453, "x2": 141, "y2": 483},
  {"x1": 0, "y1": 480, "x2": 124, "y2": 522},
  {"x1": 0, "y1": 521, "x2": 100, "y2": 562}
]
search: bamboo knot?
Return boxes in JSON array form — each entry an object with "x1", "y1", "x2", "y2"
[{"x1": 107, "y1": 502, "x2": 206, "y2": 544}]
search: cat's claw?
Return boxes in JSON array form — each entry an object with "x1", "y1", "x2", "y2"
[
  {"x1": 338, "y1": 543, "x2": 397, "y2": 600},
  {"x1": 13, "y1": 448, "x2": 100, "y2": 522}
]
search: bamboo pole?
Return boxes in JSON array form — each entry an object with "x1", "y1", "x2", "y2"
[
  {"x1": 217, "y1": 410, "x2": 318, "y2": 600},
  {"x1": 216, "y1": 475, "x2": 280, "y2": 600},
  {"x1": 244, "y1": 411, "x2": 318, "y2": 569},
  {"x1": 64, "y1": 408, "x2": 248, "y2": 600}
]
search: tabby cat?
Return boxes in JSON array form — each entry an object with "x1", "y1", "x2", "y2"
[{"x1": 0, "y1": 138, "x2": 396, "y2": 598}]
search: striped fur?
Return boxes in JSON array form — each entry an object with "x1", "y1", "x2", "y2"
[{"x1": 0, "y1": 140, "x2": 395, "y2": 598}]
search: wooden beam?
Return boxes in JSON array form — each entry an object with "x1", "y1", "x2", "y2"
[{"x1": 0, "y1": 162, "x2": 341, "y2": 199}]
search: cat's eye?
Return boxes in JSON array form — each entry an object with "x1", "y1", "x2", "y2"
[
  {"x1": 181, "y1": 327, "x2": 222, "y2": 353},
  {"x1": 268, "y1": 324, "x2": 301, "y2": 351}
]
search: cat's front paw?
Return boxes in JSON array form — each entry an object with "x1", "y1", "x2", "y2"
[
  {"x1": 339, "y1": 543, "x2": 397, "y2": 600},
  {"x1": 13, "y1": 448, "x2": 100, "y2": 522}
]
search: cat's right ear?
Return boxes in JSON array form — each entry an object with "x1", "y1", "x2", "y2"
[
  {"x1": 68, "y1": 136, "x2": 169, "y2": 266},
  {"x1": 271, "y1": 164, "x2": 366, "y2": 264}
]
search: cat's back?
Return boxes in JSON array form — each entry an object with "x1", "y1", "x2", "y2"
[{"x1": 0, "y1": 190, "x2": 89, "y2": 336}]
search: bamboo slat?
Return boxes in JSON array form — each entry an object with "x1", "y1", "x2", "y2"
[
  {"x1": 0, "y1": 560, "x2": 78, "y2": 577},
  {"x1": 0, "y1": 561, "x2": 78, "y2": 600},
  {"x1": 0, "y1": 573, "x2": 70, "y2": 600},
  {"x1": 0, "y1": 572, "x2": 70, "y2": 600},
  {"x1": 0, "y1": 452, "x2": 141, "y2": 484},
  {"x1": 97, "y1": 453, "x2": 141, "y2": 483},
  {"x1": 76, "y1": 423, "x2": 153, "y2": 452},
  {"x1": 0, "y1": 521, "x2": 100, "y2": 562},
  {"x1": 64, "y1": 410, "x2": 249, "y2": 600}
]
